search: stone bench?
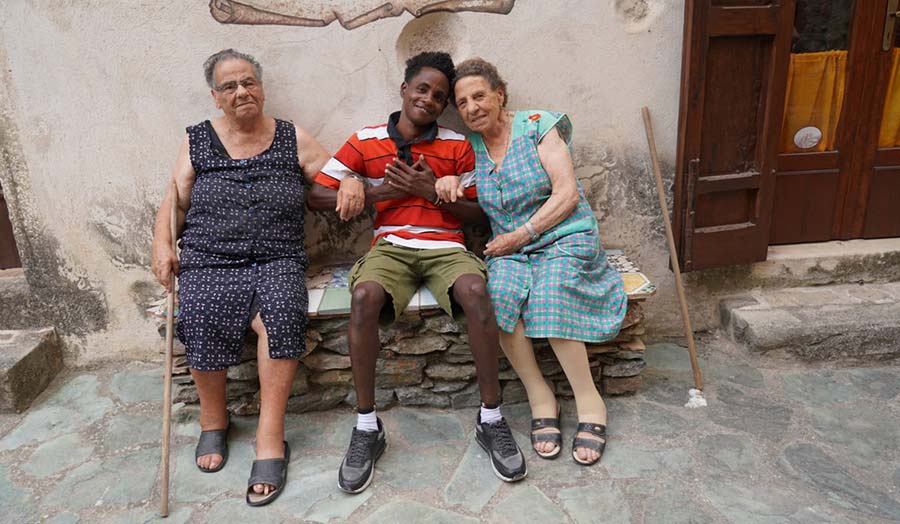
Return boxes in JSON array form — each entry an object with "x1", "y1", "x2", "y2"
[{"x1": 157, "y1": 250, "x2": 655, "y2": 414}]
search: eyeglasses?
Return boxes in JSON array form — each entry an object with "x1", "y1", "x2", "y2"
[{"x1": 214, "y1": 78, "x2": 260, "y2": 95}]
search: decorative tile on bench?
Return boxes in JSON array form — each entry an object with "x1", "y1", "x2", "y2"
[{"x1": 305, "y1": 250, "x2": 655, "y2": 318}]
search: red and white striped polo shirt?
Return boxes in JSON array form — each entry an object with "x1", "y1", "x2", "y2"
[{"x1": 315, "y1": 117, "x2": 477, "y2": 249}]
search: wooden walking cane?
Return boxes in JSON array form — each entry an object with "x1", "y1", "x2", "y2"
[
  {"x1": 160, "y1": 181, "x2": 177, "y2": 516},
  {"x1": 640, "y1": 107, "x2": 706, "y2": 407}
]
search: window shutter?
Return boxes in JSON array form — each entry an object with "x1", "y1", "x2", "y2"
[{"x1": 673, "y1": 0, "x2": 795, "y2": 271}]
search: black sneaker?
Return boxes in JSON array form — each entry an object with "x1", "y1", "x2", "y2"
[
  {"x1": 475, "y1": 413, "x2": 527, "y2": 482},
  {"x1": 338, "y1": 418, "x2": 387, "y2": 494}
]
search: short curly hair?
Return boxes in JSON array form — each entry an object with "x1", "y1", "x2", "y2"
[
  {"x1": 451, "y1": 57, "x2": 508, "y2": 107},
  {"x1": 203, "y1": 49, "x2": 262, "y2": 89},
  {"x1": 404, "y1": 51, "x2": 455, "y2": 86}
]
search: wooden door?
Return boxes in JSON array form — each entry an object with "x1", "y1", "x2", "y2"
[
  {"x1": 861, "y1": 0, "x2": 900, "y2": 237},
  {"x1": 674, "y1": 0, "x2": 795, "y2": 271},
  {"x1": 0, "y1": 182, "x2": 22, "y2": 269},
  {"x1": 771, "y1": 1, "x2": 900, "y2": 242}
]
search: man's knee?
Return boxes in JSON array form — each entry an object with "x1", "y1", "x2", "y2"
[
  {"x1": 350, "y1": 282, "x2": 386, "y2": 323},
  {"x1": 453, "y1": 275, "x2": 491, "y2": 311}
]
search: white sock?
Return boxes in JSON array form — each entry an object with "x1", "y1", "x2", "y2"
[
  {"x1": 480, "y1": 404, "x2": 502, "y2": 425},
  {"x1": 357, "y1": 409, "x2": 379, "y2": 432}
]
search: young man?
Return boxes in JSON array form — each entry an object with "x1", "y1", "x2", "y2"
[{"x1": 308, "y1": 51, "x2": 527, "y2": 493}]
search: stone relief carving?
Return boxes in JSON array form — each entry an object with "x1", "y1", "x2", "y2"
[{"x1": 209, "y1": 0, "x2": 514, "y2": 29}]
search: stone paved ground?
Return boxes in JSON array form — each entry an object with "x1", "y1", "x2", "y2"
[{"x1": 1, "y1": 337, "x2": 899, "y2": 523}]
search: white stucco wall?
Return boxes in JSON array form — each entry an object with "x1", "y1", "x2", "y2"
[{"x1": 0, "y1": 1, "x2": 692, "y2": 362}]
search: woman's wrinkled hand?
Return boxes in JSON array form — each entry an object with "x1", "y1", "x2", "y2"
[
  {"x1": 435, "y1": 175, "x2": 464, "y2": 203},
  {"x1": 484, "y1": 227, "x2": 531, "y2": 257},
  {"x1": 336, "y1": 176, "x2": 366, "y2": 221},
  {"x1": 151, "y1": 241, "x2": 179, "y2": 293}
]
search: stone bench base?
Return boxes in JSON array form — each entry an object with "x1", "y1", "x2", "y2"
[
  {"x1": 158, "y1": 250, "x2": 654, "y2": 413},
  {"x1": 170, "y1": 302, "x2": 647, "y2": 415}
]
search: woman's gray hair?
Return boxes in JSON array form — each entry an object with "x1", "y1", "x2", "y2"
[
  {"x1": 203, "y1": 49, "x2": 263, "y2": 89},
  {"x1": 451, "y1": 57, "x2": 508, "y2": 107}
]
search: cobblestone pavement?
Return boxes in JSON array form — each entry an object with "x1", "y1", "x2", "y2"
[{"x1": 1, "y1": 337, "x2": 899, "y2": 523}]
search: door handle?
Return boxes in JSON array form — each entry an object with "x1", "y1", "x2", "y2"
[{"x1": 885, "y1": 0, "x2": 900, "y2": 51}]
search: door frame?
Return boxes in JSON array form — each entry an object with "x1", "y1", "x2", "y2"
[{"x1": 0, "y1": 182, "x2": 22, "y2": 270}]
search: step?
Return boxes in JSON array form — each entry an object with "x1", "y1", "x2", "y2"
[
  {"x1": 719, "y1": 282, "x2": 900, "y2": 361},
  {"x1": 0, "y1": 270, "x2": 40, "y2": 330},
  {"x1": 755, "y1": 239, "x2": 900, "y2": 286},
  {"x1": 0, "y1": 327, "x2": 63, "y2": 412}
]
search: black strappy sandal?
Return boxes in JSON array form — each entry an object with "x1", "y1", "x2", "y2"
[
  {"x1": 195, "y1": 419, "x2": 230, "y2": 473},
  {"x1": 246, "y1": 441, "x2": 291, "y2": 507},
  {"x1": 572, "y1": 422, "x2": 606, "y2": 466},
  {"x1": 530, "y1": 407, "x2": 562, "y2": 460}
]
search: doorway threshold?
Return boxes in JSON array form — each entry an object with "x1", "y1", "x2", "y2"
[
  {"x1": 0, "y1": 268, "x2": 24, "y2": 279},
  {"x1": 752, "y1": 238, "x2": 900, "y2": 286},
  {"x1": 768, "y1": 238, "x2": 900, "y2": 261}
]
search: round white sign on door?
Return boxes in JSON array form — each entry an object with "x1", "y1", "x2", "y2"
[{"x1": 793, "y1": 126, "x2": 823, "y2": 149}]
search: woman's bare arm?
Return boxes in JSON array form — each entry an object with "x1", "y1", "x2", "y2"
[
  {"x1": 151, "y1": 135, "x2": 195, "y2": 291},
  {"x1": 484, "y1": 127, "x2": 580, "y2": 256}
]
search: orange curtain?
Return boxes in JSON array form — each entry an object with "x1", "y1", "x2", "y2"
[
  {"x1": 780, "y1": 50, "x2": 847, "y2": 153},
  {"x1": 878, "y1": 48, "x2": 900, "y2": 148}
]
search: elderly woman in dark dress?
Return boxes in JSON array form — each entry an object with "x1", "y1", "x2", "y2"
[{"x1": 151, "y1": 49, "x2": 359, "y2": 505}]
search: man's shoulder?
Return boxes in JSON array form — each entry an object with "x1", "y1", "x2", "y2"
[
  {"x1": 354, "y1": 123, "x2": 390, "y2": 142},
  {"x1": 435, "y1": 126, "x2": 468, "y2": 143}
]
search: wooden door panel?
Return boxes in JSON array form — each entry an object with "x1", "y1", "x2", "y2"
[
  {"x1": 0, "y1": 183, "x2": 22, "y2": 270},
  {"x1": 863, "y1": 166, "x2": 900, "y2": 237},
  {"x1": 674, "y1": 0, "x2": 794, "y2": 271},
  {"x1": 835, "y1": 0, "x2": 896, "y2": 239},
  {"x1": 700, "y1": 37, "x2": 768, "y2": 176},
  {"x1": 875, "y1": 147, "x2": 900, "y2": 164},
  {"x1": 694, "y1": 189, "x2": 756, "y2": 227},
  {"x1": 711, "y1": 0, "x2": 772, "y2": 7},
  {"x1": 771, "y1": 149, "x2": 841, "y2": 244},
  {"x1": 862, "y1": 2, "x2": 900, "y2": 237},
  {"x1": 771, "y1": 170, "x2": 840, "y2": 243},
  {"x1": 777, "y1": 151, "x2": 840, "y2": 171}
]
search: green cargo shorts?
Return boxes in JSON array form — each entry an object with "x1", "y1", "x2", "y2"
[{"x1": 349, "y1": 237, "x2": 488, "y2": 325}]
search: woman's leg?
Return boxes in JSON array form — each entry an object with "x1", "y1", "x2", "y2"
[
  {"x1": 548, "y1": 338, "x2": 606, "y2": 463},
  {"x1": 499, "y1": 320, "x2": 558, "y2": 454},
  {"x1": 192, "y1": 368, "x2": 228, "y2": 469},
  {"x1": 251, "y1": 313, "x2": 298, "y2": 495}
]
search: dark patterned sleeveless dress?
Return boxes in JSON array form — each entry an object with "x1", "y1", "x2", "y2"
[{"x1": 176, "y1": 118, "x2": 309, "y2": 371}]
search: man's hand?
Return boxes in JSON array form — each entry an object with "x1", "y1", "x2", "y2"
[
  {"x1": 385, "y1": 155, "x2": 438, "y2": 202},
  {"x1": 484, "y1": 227, "x2": 531, "y2": 257},
  {"x1": 435, "y1": 175, "x2": 464, "y2": 203},
  {"x1": 336, "y1": 176, "x2": 365, "y2": 221},
  {"x1": 151, "y1": 241, "x2": 179, "y2": 293}
]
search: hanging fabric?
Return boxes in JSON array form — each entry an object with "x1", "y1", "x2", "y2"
[
  {"x1": 878, "y1": 48, "x2": 900, "y2": 148},
  {"x1": 779, "y1": 50, "x2": 847, "y2": 153}
]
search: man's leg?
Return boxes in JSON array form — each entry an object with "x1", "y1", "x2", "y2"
[
  {"x1": 451, "y1": 274, "x2": 501, "y2": 404},
  {"x1": 337, "y1": 282, "x2": 390, "y2": 494},
  {"x1": 250, "y1": 313, "x2": 297, "y2": 496},
  {"x1": 192, "y1": 368, "x2": 228, "y2": 470},
  {"x1": 451, "y1": 272, "x2": 527, "y2": 482},
  {"x1": 347, "y1": 281, "x2": 387, "y2": 410}
]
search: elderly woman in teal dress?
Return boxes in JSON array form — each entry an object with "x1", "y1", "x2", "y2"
[{"x1": 436, "y1": 58, "x2": 626, "y2": 465}]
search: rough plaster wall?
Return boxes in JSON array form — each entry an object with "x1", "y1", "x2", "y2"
[{"x1": 0, "y1": 0, "x2": 698, "y2": 363}]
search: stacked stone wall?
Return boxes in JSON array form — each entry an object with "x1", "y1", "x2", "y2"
[{"x1": 168, "y1": 301, "x2": 648, "y2": 414}]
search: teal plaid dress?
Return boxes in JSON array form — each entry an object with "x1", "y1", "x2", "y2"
[{"x1": 471, "y1": 110, "x2": 626, "y2": 342}]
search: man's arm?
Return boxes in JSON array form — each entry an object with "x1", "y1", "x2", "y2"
[
  {"x1": 385, "y1": 157, "x2": 487, "y2": 224},
  {"x1": 308, "y1": 179, "x2": 407, "y2": 212}
]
